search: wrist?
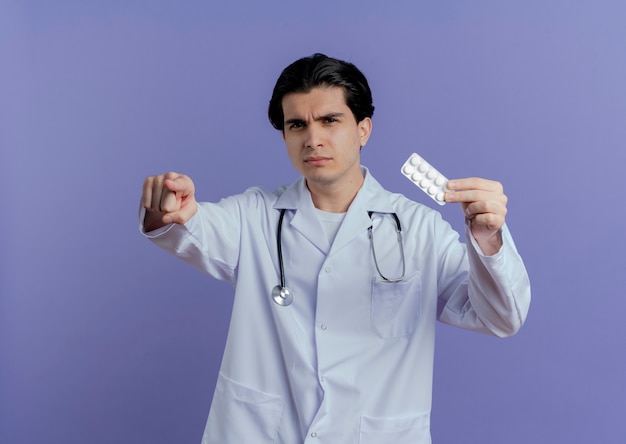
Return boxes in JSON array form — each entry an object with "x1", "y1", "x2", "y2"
[
  {"x1": 473, "y1": 228, "x2": 503, "y2": 256},
  {"x1": 143, "y1": 210, "x2": 169, "y2": 232}
]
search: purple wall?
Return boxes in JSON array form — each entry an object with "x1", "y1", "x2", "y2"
[{"x1": 2, "y1": 1, "x2": 625, "y2": 443}]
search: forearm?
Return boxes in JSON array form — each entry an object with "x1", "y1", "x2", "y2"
[
  {"x1": 465, "y1": 224, "x2": 531, "y2": 337},
  {"x1": 139, "y1": 202, "x2": 240, "y2": 282}
]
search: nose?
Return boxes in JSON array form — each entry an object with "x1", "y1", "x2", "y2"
[{"x1": 304, "y1": 125, "x2": 323, "y2": 148}]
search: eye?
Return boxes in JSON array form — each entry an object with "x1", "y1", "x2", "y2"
[
  {"x1": 288, "y1": 121, "x2": 305, "y2": 130},
  {"x1": 324, "y1": 117, "x2": 337, "y2": 123}
]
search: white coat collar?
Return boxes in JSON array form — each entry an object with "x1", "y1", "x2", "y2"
[{"x1": 273, "y1": 167, "x2": 396, "y2": 254}]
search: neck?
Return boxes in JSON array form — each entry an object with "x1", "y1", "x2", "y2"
[{"x1": 307, "y1": 173, "x2": 365, "y2": 213}]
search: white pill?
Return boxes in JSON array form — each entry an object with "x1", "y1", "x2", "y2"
[{"x1": 400, "y1": 152, "x2": 448, "y2": 206}]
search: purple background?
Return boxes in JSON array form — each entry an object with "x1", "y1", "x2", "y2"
[{"x1": 2, "y1": 1, "x2": 625, "y2": 443}]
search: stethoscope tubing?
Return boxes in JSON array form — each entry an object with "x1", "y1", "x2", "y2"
[
  {"x1": 276, "y1": 208, "x2": 287, "y2": 289},
  {"x1": 272, "y1": 209, "x2": 406, "y2": 306},
  {"x1": 271, "y1": 208, "x2": 293, "y2": 306},
  {"x1": 367, "y1": 211, "x2": 405, "y2": 283}
]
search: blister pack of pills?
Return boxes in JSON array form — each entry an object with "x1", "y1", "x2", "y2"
[{"x1": 400, "y1": 153, "x2": 449, "y2": 205}]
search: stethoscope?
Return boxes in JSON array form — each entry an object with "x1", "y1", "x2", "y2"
[{"x1": 271, "y1": 209, "x2": 407, "y2": 306}]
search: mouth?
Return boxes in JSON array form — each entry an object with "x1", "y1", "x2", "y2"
[{"x1": 305, "y1": 156, "x2": 331, "y2": 167}]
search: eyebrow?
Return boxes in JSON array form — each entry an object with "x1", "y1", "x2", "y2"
[{"x1": 284, "y1": 112, "x2": 346, "y2": 126}]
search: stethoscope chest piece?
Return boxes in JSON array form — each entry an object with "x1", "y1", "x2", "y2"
[{"x1": 272, "y1": 285, "x2": 293, "y2": 306}]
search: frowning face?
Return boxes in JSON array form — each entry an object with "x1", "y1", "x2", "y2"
[{"x1": 281, "y1": 86, "x2": 372, "y2": 193}]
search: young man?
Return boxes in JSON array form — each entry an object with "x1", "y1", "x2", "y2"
[{"x1": 140, "y1": 53, "x2": 530, "y2": 444}]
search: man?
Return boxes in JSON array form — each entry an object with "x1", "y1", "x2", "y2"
[{"x1": 140, "y1": 53, "x2": 530, "y2": 443}]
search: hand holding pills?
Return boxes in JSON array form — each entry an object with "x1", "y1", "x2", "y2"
[{"x1": 401, "y1": 153, "x2": 507, "y2": 255}]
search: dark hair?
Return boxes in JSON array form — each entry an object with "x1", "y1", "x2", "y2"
[{"x1": 268, "y1": 53, "x2": 375, "y2": 130}]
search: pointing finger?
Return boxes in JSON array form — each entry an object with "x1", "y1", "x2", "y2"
[
  {"x1": 160, "y1": 188, "x2": 180, "y2": 213},
  {"x1": 163, "y1": 173, "x2": 194, "y2": 195}
]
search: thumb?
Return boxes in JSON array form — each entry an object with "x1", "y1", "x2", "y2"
[{"x1": 163, "y1": 200, "x2": 198, "y2": 225}]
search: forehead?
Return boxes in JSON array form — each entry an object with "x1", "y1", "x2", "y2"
[{"x1": 281, "y1": 86, "x2": 349, "y2": 117}]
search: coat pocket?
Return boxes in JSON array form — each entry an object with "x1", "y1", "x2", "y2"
[
  {"x1": 359, "y1": 412, "x2": 431, "y2": 444},
  {"x1": 370, "y1": 271, "x2": 423, "y2": 339},
  {"x1": 203, "y1": 373, "x2": 283, "y2": 444}
]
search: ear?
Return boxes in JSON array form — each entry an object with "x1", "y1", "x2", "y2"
[
  {"x1": 282, "y1": 130, "x2": 286, "y2": 141},
  {"x1": 358, "y1": 117, "x2": 372, "y2": 147}
]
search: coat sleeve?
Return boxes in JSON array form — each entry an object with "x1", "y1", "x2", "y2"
[
  {"x1": 436, "y1": 220, "x2": 531, "y2": 338},
  {"x1": 138, "y1": 196, "x2": 245, "y2": 284}
]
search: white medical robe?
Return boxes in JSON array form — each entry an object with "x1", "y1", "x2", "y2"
[{"x1": 142, "y1": 168, "x2": 531, "y2": 444}]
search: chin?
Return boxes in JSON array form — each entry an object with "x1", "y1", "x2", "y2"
[{"x1": 304, "y1": 171, "x2": 334, "y2": 185}]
